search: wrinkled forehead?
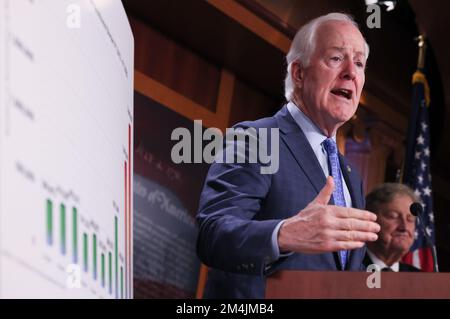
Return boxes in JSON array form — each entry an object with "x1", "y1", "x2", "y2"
[{"x1": 314, "y1": 21, "x2": 366, "y2": 57}]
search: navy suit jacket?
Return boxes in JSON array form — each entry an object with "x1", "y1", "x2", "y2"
[{"x1": 196, "y1": 105, "x2": 367, "y2": 298}]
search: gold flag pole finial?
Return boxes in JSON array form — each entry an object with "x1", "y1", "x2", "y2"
[
  {"x1": 413, "y1": 34, "x2": 430, "y2": 106},
  {"x1": 415, "y1": 34, "x2": 426, "y2": 70}
]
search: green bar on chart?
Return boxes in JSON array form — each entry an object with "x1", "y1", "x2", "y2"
[
  {"x1": 72, "y1": 207, "x2": 78, "y2": 263},
  {"x1": 93, "y1": 234, "x2": 97, "y2": 280},
  {"x1": 115, "y1": 216, "x2": 118, "y2": 298},
  {"x1": 120, "y1": 266, "x2": 123, "y2": 299},
  {"x1": 101, "y1": 253, "x2": 105, "y2": 288},
  {"x1": 60, "y1": 204, "x2": 66, "y2": 255},
  {"x1": 83, "y1": 233, "x2": 88, "y2": 272},
  {"x1": 108, "y1": 252, "x2": 112, "y2": 295},
  {"x1": 46, "y1": 199, "x2": 53, "y2": 245}
]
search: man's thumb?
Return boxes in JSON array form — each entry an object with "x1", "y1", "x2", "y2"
[{"x1": 312, "y1": 176, "x2": 334, "y2": 205}]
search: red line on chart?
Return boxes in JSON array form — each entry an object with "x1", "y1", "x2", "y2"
[{"x1": 128, "y1": 124, "x2": 132, "y2": 297}]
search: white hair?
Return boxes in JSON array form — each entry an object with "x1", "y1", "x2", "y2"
[{"x1": 284, "y1": 13, "x2": 370, "y2": 101}]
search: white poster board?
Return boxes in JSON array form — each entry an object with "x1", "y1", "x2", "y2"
[{"x1": 0, "y1": 0, "x2": 134, "y2": 298}]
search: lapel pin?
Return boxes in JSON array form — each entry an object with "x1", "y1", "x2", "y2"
[{"x1": 347, "y1": 165, "x2": 351, "y2": 173}]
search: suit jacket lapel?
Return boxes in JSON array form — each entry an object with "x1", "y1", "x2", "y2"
[
  {"x1": 275, "y1": 106, "x2": 327, "y2": 194},
  {"x1": 339, "y1": 154, "x2": 365, "y2": 270},
  {"x1": 339, "y1": 154, "x2": 364, "y2": 209}
]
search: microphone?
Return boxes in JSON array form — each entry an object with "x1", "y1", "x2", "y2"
[
  {"x1": 409, "y1": 202, "x2": 439, "y2": 272},
  {"x1": 409, "y1": 202, "x2": 423, "y2": 217}
]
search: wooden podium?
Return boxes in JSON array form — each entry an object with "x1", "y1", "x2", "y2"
[{"x1": 266, "y1": 271, "x2": 450, "y2": 299}]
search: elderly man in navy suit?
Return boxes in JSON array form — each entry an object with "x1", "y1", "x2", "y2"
[{"x1": 196, "y1": 12, "x2": 381, "y2": 298}]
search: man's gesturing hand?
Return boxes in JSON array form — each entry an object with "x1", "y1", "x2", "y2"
[{"x1": 278, "y1": 176, "x2": 380, "y2": 253}]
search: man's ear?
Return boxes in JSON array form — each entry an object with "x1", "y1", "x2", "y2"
[{"x1": 291, "y1": 62, "x2": 304, "y2": 88}]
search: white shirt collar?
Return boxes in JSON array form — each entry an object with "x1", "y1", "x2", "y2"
[
  {"x1": 367, "y1": 250, "x2": 400, "y2": 272},
  {"x1": 286, "y1": 101, "x2": 336, "y2": 148}
]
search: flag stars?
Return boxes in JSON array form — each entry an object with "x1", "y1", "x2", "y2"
[
  {"x1": 421, "y1": 122, "x2": 428, "y2": 131},
  {"x1": 414, "y1": 189, "x2": 421, "y2": 197},
  {"x1": 415, "y1": 151, "x2": 421, "y2": 159},
  {"x1": 417, "y1": 134, "x2": 425, "y2": 145},
  {"x1": 423, "y1": 186, "x2": 432, "y2": 196},
  {"x1": 429, "y1": 213, "x2": 434, "y2": 223},
  {"x1": 424, "y1": 147, "x2": 430, "y2": 157},
  {"x1": 417, "y1": 175, "x2": 423, "y2": 184},
  {"x1": 425, "y1": 226, "x2": 433, "y2": 236},
  {"x1": 421, "y1": 162, "x2": 427, "y2": 171}
]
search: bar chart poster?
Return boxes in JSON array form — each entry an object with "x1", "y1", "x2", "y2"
[{"x1": 0, "y1": 0, "x2": 134, "y2": 298}]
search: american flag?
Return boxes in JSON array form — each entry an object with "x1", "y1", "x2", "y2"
[{"x1": 401, "y1": 70, "x2": 437, "y2": 272}]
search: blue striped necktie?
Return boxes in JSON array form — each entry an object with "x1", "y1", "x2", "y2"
[{"x1": 322, "y1": 138, "x2": 348, "y2": 269}]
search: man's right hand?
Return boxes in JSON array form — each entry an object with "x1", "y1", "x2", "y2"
[{"x1": 277, "y1": 176, "x2": 380, "y2": 254}]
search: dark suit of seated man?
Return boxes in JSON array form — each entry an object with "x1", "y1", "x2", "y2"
[
  {"x1": 196, "y1": 12, "x2": 381, "y2": 299},
  {"x1": 362, "y1": 183, "x2": 421, "y2": 272}
]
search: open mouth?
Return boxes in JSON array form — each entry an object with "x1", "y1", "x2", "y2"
[{"x1": 330, "y1": 88, "x2": 352, "y2": 100}]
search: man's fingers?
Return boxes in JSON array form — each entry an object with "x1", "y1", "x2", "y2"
[
  {"x1": 330, "y1": 241, "x2": 366, "y2": 251},
  {"x1": 332, "y1": 230, "x2": 378, "y2": 242},
  {"x1": 312, "y1": 176, "x2": 334, "y2": 205},
  {"x1": 333, "y1": 206, "x2": 378, "y2": 221},
  {"x1": 333, "y1": 218, "x2": 380, "y2": 233}
]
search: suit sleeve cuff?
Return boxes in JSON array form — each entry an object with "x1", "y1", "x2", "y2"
[{"x1": 268, "y1": 220, "x2": 293, "y2": 263}]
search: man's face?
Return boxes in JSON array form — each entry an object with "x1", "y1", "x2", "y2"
[
  {"x1": 297, "y1": 21, "x2": 366, "y2": 133},
  {"x1": 376, "y1": 195, "x2": 416, "y2": 256}
]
